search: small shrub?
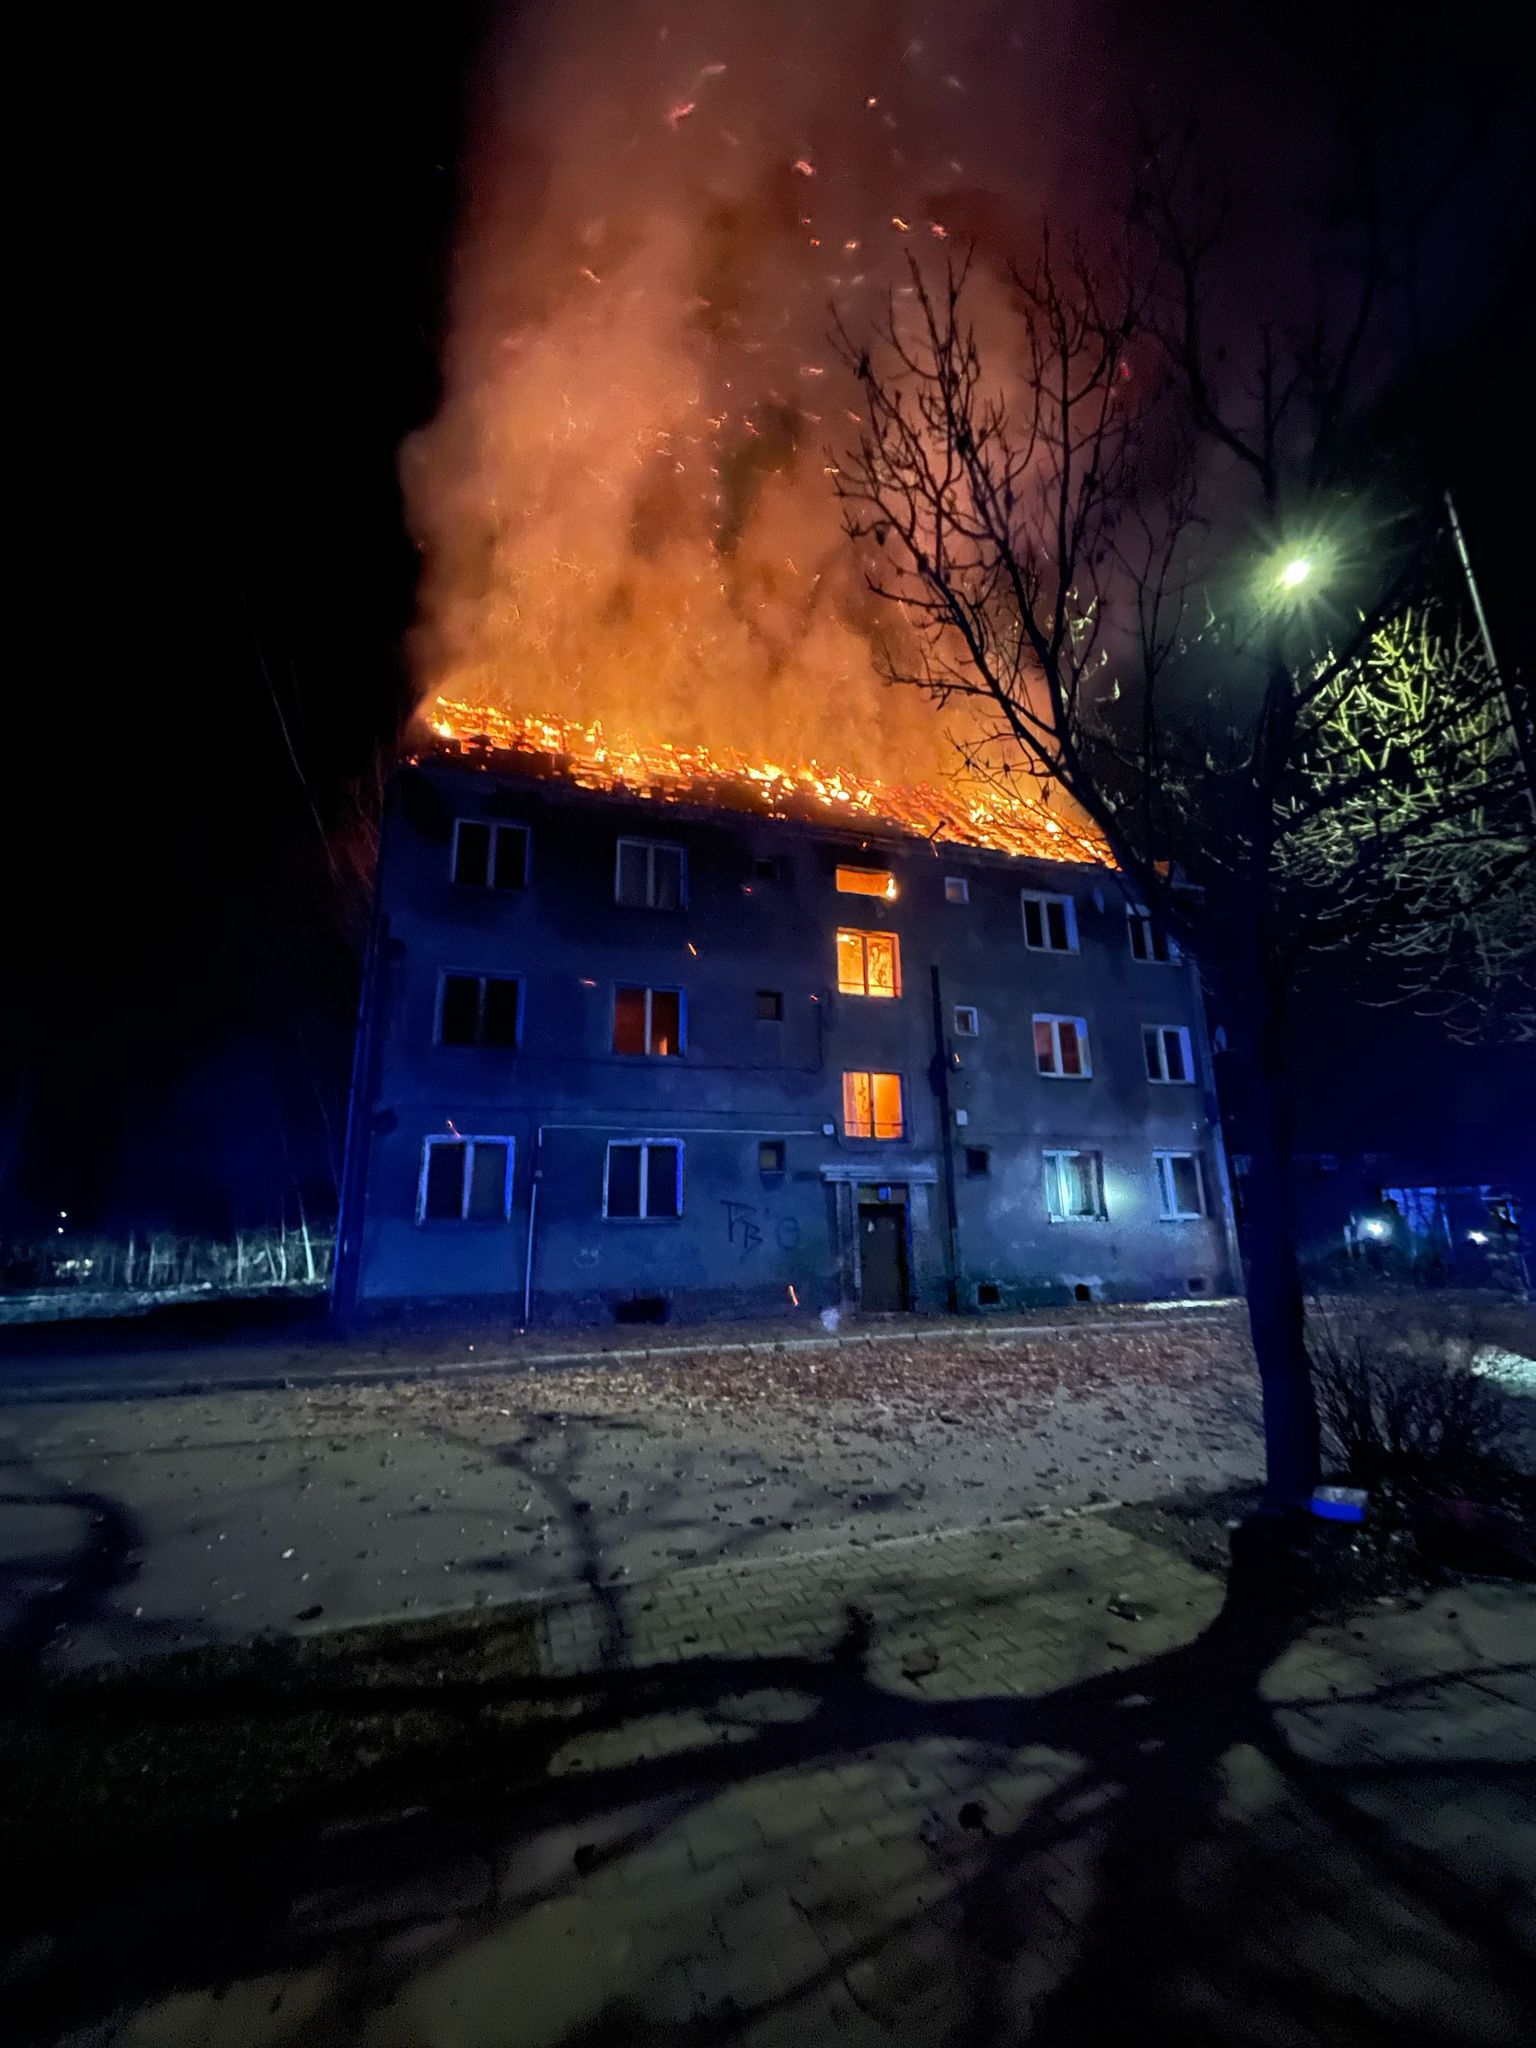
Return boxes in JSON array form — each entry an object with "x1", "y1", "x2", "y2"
[{"x1": 1307, "y1": 1303, "x2": 1521, "y2": 1496}]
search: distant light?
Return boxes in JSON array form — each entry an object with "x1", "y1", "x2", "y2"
[
  {"x1": 1278, "y1": 556, "x2": 1313, "y2": 589},
  {"x1": 1467, "y1": 1229, "x2": 1490, "y2": 1246},
  {"x1": 1361, "y1": 1218, "x2": 1390, "y2": 1239}
]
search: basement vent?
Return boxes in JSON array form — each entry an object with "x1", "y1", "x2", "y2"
[
  {"x1": 615, "y1": 1295, "x2": 669, "y2": 1325},
  {"x1": 1073, "y1": 1283, "x2": 1094, "y2": 1303},
  {"x1": 976, "y1": 1281, "x2": 1002, "y2": 1308},
  {"x1": 1188, "y1": 1276, "x2": 1207, "y2": 1293}
]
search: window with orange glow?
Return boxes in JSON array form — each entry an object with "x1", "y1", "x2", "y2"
[
  {"x1": 836, "y1": 866, "x2": 896, "y2": 899},
  {"x1": 842, "y1": 1070, "x2": 905, "y2": 1139},
  {"x1": 836, "y1": 928, "x2": 901, "y2": 998}
]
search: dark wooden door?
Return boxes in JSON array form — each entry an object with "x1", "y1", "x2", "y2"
[{"x1": 859, "y1": 1203, "x2": 909, "y2": 1311}]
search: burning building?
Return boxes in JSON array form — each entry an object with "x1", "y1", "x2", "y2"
[{"x1": 332, "y1": 729, "x2": 1240, "y2": 1325}]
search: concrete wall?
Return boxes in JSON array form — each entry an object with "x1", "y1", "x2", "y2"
[{"x1": 335, "y1": 763, "x2": 1238, "y2": 1323}]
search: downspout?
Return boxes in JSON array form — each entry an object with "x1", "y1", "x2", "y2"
[
  {"x1": 1190, "y1": 955, "x2": 1245, "y2": 1292},
  {"x1": 928, "y1": 964, "x2": 962, "y2": 1311},
  {"x1": 331, "y1": 788, "x2": 393, "y2": 1327},
  {"x1": 521, "y1": 1123, "x2": 543, "y2": 1328}
]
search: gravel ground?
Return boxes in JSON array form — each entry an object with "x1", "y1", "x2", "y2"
[{"x1": 0, "y1": 1311, "x2": 1266, "y2": 1672}]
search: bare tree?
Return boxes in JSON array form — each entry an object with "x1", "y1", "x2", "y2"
[{"x1": 834, "y1": 182, "x2": 1531, "y2": 1508}]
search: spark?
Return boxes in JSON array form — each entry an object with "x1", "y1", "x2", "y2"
[
  {"x1": 579, "y1": 266, "x2": 602, "y2": 285},
  {"x1": 667, "y1": 101, "x2": 696, "y2": 127},
  {"x1": 891, "y1": 216, "x2": 910, "y2": 232},
  {"x1": 929, "y1": 222, "x2": 948, "y2": 238},
  {"x1": 792, "y1": 157, "x2": 816, "y2": 177}
]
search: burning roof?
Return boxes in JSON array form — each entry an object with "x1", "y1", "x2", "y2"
[{"x1": 423, "y1": 700, "x2": 1104, "y2": 866}]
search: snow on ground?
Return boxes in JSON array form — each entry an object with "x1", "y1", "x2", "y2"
[{"x1": 0, "y1": 1314, "x2": 1264, "y2": 1669}]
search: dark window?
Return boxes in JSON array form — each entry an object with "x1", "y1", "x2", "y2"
[
  {"x1": 759, "y1": 1140, "x2": 786, "y2": 1173},
  {"x1": 439, "y1": 974, "x2": 521, "y2": 1049},
  {"x1": 756, "y1": 989, "x2": 784, "y2": 1021},
  {"x1": 453, "y1": 820, "x2": 528, "y2": 890},
  {"x1": 976, "y1": 1281, "x2": 1002, "y2": 1306},
  {"x1": 605, "y1": 1140, "x2": 684, "y2": 1219},
  {"x1": 754, "y1": 855, "x2": 783, "y2": 882},
  {"x1": 965, "y1": 1146, "x2": 991, "y2": 1178},
  {"x1": 1143, "y1": 1024, "x2": 1192, "y2": 1083},
  {"x1": 1128, "y1": 909, "x2": 1177, "y2": 963},
  {"x1": 613, "y1": 986, "x2": 683, "y2": 1056},
  {"x1": 944, "y1": 876, "x2": 970, "y2": 904},
  {"x1": 419, "y1": 1136, "x2": 512, "y2": 1222},
  {"x1": 1022, "y1": 890, "x2": 1077, "y2": 952},
  {"x1": 616, "y1": 838, "x2": 687, "y2": 908}
]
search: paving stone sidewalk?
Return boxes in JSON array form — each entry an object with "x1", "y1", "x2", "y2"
[{"x1": 57, "y1": 1512, "x2": 1536, "y2": 2047}]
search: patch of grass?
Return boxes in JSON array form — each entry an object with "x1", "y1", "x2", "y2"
[{"x1": 2, "y1": 1607, "x2": 544, "y2": 1889}]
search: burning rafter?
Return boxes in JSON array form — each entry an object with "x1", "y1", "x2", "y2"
[{"x1": 424, "y1": 700, "x2": 1103, "y2": 865}]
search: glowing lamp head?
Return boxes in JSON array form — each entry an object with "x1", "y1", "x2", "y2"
[
  {"x1": 1277, "y1": 556, "x2": 1313, "y2": 590},
  {"x1": 1361, "y1": 1217, "x2": 1390, "y2": 1240}
]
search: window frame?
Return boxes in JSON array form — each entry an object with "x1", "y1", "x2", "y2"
[
  {"x1": 611, "y1": 983, "x2": 686, "y2": 1058},
  {"x1": 1033, "y1": 1013, "x2": 1093, "y2": 1079},
  {"x1": 436, "y1": 970, "x2": 523, "y2": 1050},
  {"x1": 952, "y1": 1004, "x2": 980, "y2": 1038},
  {"x1": 836, "y1": 927, "x2": 903, "y2": 999},
  {"x1": 840, "y1": 1070, "x2": 906, "y2": 1141},
  {"x1": 614, "y1": 836, "x2": 688, "y2": 910},
  {"x1": 835, "y1": 864, "x2": 897, "y2": 900},
  {"x1": 944, "y1": 876, "x2": 971, "y2": 905},
  {"x1": 1153, "y1": 1149, "x2": 1208, "y2": 1220},
  {"x1": 1020, "y1": 889, "x2": 1079, "y2": 953},
  {"x1": 1142, "y1": 1022, "x2": 1195, "y2": 1084},
  {"x1": 1042, "y1": 1147, "x2": 1106, "y2": 1222},
  {"x1": 603, "y1": 1137, "x2": 685, "y2": 1220},
  {"x1": 1127, "y1": 906, "x2": 1180, "y2": 964},
  {"x1": 451, "y1": 818, "x2": 530, "y2": 892},
  {"x1": 416, "y1": 1134, "x2": 515, "y2": 1224}
]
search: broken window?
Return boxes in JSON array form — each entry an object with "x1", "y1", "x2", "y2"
[
  {"x1": 835, "y1": 865, "x2": 896, "y2": 899},
  {"x1": 953, "y1": 1004, "x2": 980, "y2": 1037},
  {"x1": 836, "y1": 928, "x2": 901, "y2": 998},
  {"x1": 605, "y1": 1139, "x2": 683, "y2": 1218},
  {"x1": 758, "y1": 1139, "x2": 786, "y2": 1173},
  {"x1": 1127, "y1": 907, "x2": 1179, "y2": 963},
  {"x1": 438, "y1": 973, "x2": 522, "y2": 1049},
  {"x1": 1043, "y1": 1148, "x2": 1104, "y2": 1220},
  {"x1": 1021, "y1": 889, "x2": 1078, "y2": 952},
  {"x1": 418, "y1": 1136, "x2": 513, "y2": 1222},
  {"x1": 842, "y1": 1071, "x2": 904, "y2": 1140},
  {"x1": 1154, "y1": 1150, "x2": 1207, "y2": 1219},
  {"x1": 1034, "y1": 1014, "x2": 1091, "y2": 1078},
  {"x1": 756, "y1": 989, "x2": 784, "y2": 1021},
  {"x1": 615, "y1": 838, "x2": 687, "y2": 909},
  {"x1": 613, "y1": 986, "x2": 683, "y2": 1056},
  {"x1": 944, "y1": 876, "x2": 970, "y2": 904},
  {"x1": 452, "y1": 820, "x2": 528, "y2": 891},
  {"x1": 1143, "y1": 1024, "x2": 1193, "y2": 1083}
]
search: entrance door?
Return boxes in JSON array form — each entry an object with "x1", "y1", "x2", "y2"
[{"x1": 859, "y1": 1203, "x2": 910, "y2": 1311}]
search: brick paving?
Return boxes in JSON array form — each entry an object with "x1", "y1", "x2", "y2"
[{"x1": 61, "y1": 1509, "x2": 1536, "y2": 2047}]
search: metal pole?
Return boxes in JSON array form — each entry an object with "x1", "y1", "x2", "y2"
[
  {"x1": 928, "y1": 964, "x2": 963, "y2": 1311},
  {"x1": 1445, "y1": 489, "x2": 1536, "y2": 816}
]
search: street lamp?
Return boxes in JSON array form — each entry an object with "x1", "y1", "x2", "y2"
[{"x1": 1277, "y1": 555, "x2": 1313, "y2": 590}]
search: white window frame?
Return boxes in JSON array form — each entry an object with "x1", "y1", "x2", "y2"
[
  {"x1": 603, "y1": 1137, "x2": 685, "y2": 1219},
  {"x1": 841, "y1": 1070, "x2": 906, "y2": 1141},
  {"x1": 836, "y1": 927, "x2": 902, "y2": 999},
  {"x1": 615, "y1": 837, "x2": 688, "y2": 909},
  {"x1": 612, "y1": 984, "x2": 686, "y2": 1057},
  {"x1": 1127, "y1": 905, "x2": 1179, "y2": 964},
  {"x1": 451, "y1": 818, "x2": 530, "y2": 890},
  {"x1": 953, "y1": 1004, "x2": 980, "y2": 1037},
  {"x1": 1021, "y1": 889, "x2": 1079, "y2": 953},
  {"x1": 1043, "y1": 1148, "x2": 1106, "y2": 1222},
  {"x1": 416, "y1": 1134, "x2": 515, "y2": 1223},
  {"x1": 944, "y1": 876, "x2": 970, "y2": 904},
  {"x1": 1034, "y1": 1013, "x2": 1092, "y2": 1079},
  {"x1": 1154, "y1": 1150, "x2": 1208, "y2": 1220},
  {"x1": 436, "y1": 970, "x2": 523, "y2": 1049},
  {"x1": 1143, "y1": 1023, "x2": 1195, "y2": 1084}
]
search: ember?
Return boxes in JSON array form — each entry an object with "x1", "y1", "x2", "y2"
[{"x1": 425, "y1": 701, "x2": 1102, "y2": 863}]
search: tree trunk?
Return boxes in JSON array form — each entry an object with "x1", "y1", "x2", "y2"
[{"x1": 1233, "y1": 980, "x2": 1322, "y2": 1508}]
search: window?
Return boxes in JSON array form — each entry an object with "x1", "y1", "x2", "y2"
[
  {"x1": 842, "y1": 1070, "x2": 905, "y2": 1140},
  {"x1": 1128, "y1": 907, "x2": 1179, "y2": 963},
  {"x1": 964, "y1": 1146, "x2": 991, "y2": 1178},
  {"x1": 1143, "y1": 1024, "x2": 1194, "y2": 1083},
  {"x1": 1044, "y1": 1149, "x2": 1105, "y2": 1221},
  {"x1": 753, "y1": 855, "x2": 784, "y2": 882},
  {"x1": 452, "y1": 820, "x2": 529, "y2": 891},
  {"x1": 836, "y1": 928, "x2": 901, "y2": 998},
  {"x1": 604, "y1": 1139, "x2": 683, "y2": 1219},
  {"x1": 756, "y1": 989, "x2": 784, "y2": 1021},
  {"x1": 758, "y1": 1139, "x2": 786, "y2": 1173},
  {"x1": 1021, "y1": 890, "x2": 1078, "y2": 952},
  {"x1": 1154, "y1": 1150, "x2": 1207, "y2": 1219},
  {"x1": 418, "y1": 1136, "x2": 514, "y2": 1222},
  {"x1": 438, "y1": 973, "x2": 521, "y2": 1049},
  {"x1": 944, "y1": 876, "x2": 970, "y2": 905},
  {"x1": 953, "y1": 1004, "x2": 980, "y2": 1037},
  {"x1": 1034, "y1": 1014, "x2": 1091, "y2": 1078},
  {"x1": 613, "y1": 985, "x2": 684, "y2": 1056},
  {"x1": 615, "y1": 838, "x2": 687, "y2": 909},
  {"x1": 836, "y1": 865, "x2": 896, "y2": 899}
]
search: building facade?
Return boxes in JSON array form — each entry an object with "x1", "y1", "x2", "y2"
[{"x1": 333, "y1": 760, "x2": 1241, "y2": 1324}]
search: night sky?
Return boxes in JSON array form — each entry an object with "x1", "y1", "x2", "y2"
[{"x1": 8, "y1": 3, "x2": 1532, "y2": 1239}]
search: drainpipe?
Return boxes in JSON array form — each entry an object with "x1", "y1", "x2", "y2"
[
  {"x1": 521, "y1": 1123, "x2": 543, "y2": 1328},
  {"x1": 928, "y1": 964, "x2": 963, "y2": 1311}
]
